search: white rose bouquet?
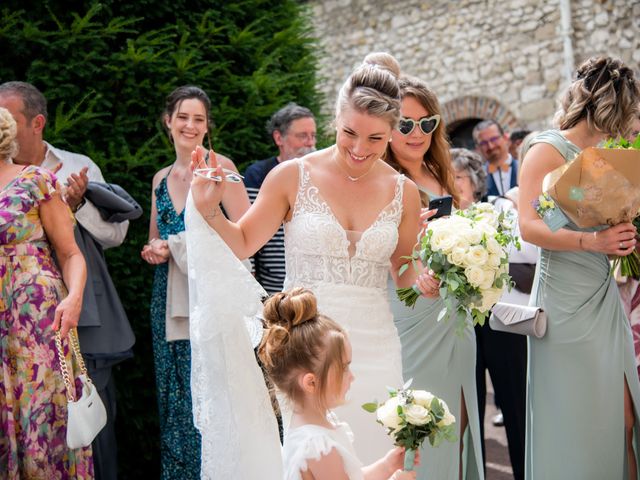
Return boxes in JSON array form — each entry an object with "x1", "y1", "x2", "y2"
[
  {"x1": 362, "y1": 380, "x2": 457, "y2": 471},
  {"x1": 397, "y1": 202, "x2": 520, "y2": 332}
]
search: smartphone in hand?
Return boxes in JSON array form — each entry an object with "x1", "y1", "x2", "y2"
[{"x1": 428, "y1": 195, "x2": 453, "y2": 219}]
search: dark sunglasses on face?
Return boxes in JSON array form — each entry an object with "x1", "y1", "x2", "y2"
[{"x1": 397, "y1": 114, "x2": 441, "y2": 136}]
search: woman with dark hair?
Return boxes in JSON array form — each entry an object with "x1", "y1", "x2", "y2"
[
  {"x1": 140, "y1": 85, "x2": 249, "y2": 478},
  {"x1": 519, "y1": 56, "x2": 640, "y2": 479},
  {"x1": 385, "y1": 76, "x2": 484, "y2": 480}
]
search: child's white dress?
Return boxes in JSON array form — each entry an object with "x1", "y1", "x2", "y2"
[{"x1": 283, "y1": 414, "x2": 364, "y2": 480}]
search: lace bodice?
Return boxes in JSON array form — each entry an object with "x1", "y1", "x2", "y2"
[{"x1": 284, "y1": 159, "x2": 405, "y2": 290}]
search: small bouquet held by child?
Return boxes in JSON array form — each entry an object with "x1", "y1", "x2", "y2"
[
  {"x1": 363, "y1": 380, "x2": 457, "y2": 471},
  {"x1": 397, "y1": 202, "x2": 520, "y2": 332},
  {"x1": 534, "y1": 135, "x2": 640, "y2": 279}
]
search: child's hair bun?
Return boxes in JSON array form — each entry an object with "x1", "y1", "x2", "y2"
[{"x1": 263, "y1": 287, "x2": 318, "y2": 330}]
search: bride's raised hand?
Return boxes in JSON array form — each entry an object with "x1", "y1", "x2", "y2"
[{"x1": 190, "y1": 145, "x2": 226, "y2": 218}]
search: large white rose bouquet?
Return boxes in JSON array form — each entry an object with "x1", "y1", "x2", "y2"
[
  {"x1": 362, "y1": 380, "x2": 457, "y2": 471},
  {"x1": 397, "y1": 202, "x2": 520, "y2": 332}
]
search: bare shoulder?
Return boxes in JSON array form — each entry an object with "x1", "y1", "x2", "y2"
[
  {"x1": 521, "y1": 142, "x2": 566, "y2": 175},
  {"x1": 305, "y1": 446, "x2": 349, "y2": 480},
  {"x1": 151, "y1": 165, "x2": 172, "y2": 189},
  {"x1": 261, "y1": 157, "x2": 300, "y2": 194},
  {"x1": 400, "y1": 175, "x2": 420, "y2": 208}
]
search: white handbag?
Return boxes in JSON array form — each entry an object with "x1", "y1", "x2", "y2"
[
  {"x1": 55, "y1": 329, "x2": 107, "y2": 449},
  {"x1": 489, "y1": 302, "x2": 547, "y2": 338}
]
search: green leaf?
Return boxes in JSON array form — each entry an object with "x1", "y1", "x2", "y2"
[
  {"x1": 361, "y1": 402, "x2": 378, "y2": 413},
  {"x1": 398, "y1": 263, "x2": 409, "y2": 277}
]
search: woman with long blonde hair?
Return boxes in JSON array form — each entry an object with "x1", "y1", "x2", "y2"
[{"x1": 385, "y1": 76, "x2": 483, "y2": 480}]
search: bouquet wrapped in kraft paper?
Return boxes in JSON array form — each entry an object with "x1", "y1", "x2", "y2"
[
  {"x1": 542, "y1": 146, "x2": 640, "y2": 229},
  {"x1": 537, "y1": 141, "x2": 640, "y2": 278}
]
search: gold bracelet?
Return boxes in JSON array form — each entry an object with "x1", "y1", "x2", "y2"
[{"x1": 578, "y1": 233, "x2": 585, "y2": 250}]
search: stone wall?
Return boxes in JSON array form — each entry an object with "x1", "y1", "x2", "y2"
[{"x1": 309, "y1": 0, "x2": 640, "y2": 133}]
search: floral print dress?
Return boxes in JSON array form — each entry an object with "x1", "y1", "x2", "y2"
[{"x1": 0, "y1": 166, "x2": 93, "y2": 479}]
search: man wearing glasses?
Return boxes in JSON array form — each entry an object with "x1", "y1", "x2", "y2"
[
  {"x1": 473, "y1": 119, "x2": 518, "y2": 197},
  {"x1": 243, "y1": 102, "x2": 316, "y2": 294}
]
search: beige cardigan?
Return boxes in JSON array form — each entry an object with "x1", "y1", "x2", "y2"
[{"x1": 166, "y1": 233, "x2": 189, "y2": 341}]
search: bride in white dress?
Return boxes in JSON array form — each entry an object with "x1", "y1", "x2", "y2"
[{"x1": 189, "y1": 52, "x2": 439, "y2": 465}]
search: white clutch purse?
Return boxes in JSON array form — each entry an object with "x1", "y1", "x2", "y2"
[{"x1": 489, "y1": 302, "x2": 547, "y2": 338}]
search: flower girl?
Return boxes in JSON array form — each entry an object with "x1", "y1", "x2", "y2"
[{"x1": 258, "y1": 288, "x2": 419, "y2": 480}]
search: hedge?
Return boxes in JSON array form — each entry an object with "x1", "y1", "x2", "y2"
[{"x1": 0, "y1": 1, "x2": 323, "y2": 476}]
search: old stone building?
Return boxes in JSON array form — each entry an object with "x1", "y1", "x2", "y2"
[{"x1": 309, "y1": 0, "x2": 639, "y2": 147}]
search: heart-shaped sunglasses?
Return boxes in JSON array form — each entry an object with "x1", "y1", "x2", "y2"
[{"x1": 397, "y1": 114, "x2": 441, "y2": 136}]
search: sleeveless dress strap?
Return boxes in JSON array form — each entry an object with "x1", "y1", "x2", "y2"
[
  {"x1": 291, "y1": 159, "x2": 308, "y2": 219},
  {"x1": 528, "y1": 130, "x2": 581, "y2": 163},
  {"x1": 394, "y1": 174, "x2": 406, "y2": 202}
]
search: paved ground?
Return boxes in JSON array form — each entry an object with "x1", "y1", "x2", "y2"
[{"x1": 483, "y1": 375, "x2": 514, "y2": 479}]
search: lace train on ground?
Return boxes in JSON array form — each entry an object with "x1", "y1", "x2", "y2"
[{"x1": 185, "y1": 193, "x2": 283, "y2": 479}]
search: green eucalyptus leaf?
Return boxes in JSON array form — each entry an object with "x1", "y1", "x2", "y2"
[{"x1": 361, "y1": 402, "x2": 379, "y2": 413}]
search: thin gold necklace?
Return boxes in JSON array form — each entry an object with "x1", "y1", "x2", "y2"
[{"x1": 334, "y1": 151, "x2": 377, "y2": 182}]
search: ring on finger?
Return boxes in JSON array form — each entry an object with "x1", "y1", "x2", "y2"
[{"x1": 620, "y1": 241, "x2": 624, "y2": 249}]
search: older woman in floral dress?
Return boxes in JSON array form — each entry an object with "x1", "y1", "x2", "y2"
[{"x1": 0, "y1": 106, "x2": 91, "y2": 478}]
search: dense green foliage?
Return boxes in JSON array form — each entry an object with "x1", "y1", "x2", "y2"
[{"x1": 0, "y1": 1, "x2": 323, "y2": 476}]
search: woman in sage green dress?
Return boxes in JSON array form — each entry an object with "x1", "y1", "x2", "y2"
[
  {"x1": 385, "y1": 75, "x2": 484, "y2": 480},
  {"x1": 519, "y1": 56, "x2": 640, "y2": 479}
]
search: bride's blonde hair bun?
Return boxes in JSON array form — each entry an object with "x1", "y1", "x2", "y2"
[
  {"x1": 362, "y1": 52, "x2": 401, "y2": 79},
  {"x1": 335, "y1": 51, "x2": 402, "y2": 129}
]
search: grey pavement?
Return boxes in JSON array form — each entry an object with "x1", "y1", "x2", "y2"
[{"x1": 484, "y1": 374, "x2": 514, "y2": 480}]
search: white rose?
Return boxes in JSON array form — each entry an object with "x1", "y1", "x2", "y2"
[
  {"x1": 474, "y1": 202, "x2": 495, "y2": 213},
  {"x1": 465, "y1": 266, "x2": 485, "y2": 288},
  {"x1": 486, "y1": 237, "x2": 502, "y2": 255},
  {"x1": 377, "y1": 396, "x2": 402, "y2": 431},
  {"x1": 478, "y1": 222, "x2": 498, "y2": 238},
  {"x1": 487, "y1": 253, "x2": 502, "y2": 267},
  {"x1": 465, "y1": 245, "x2": 489, "y2": 267},
  {"x1": 430, "y1": 229, "x2": 456, "y2": 254},
  {"x1": 439, "y1": 411, "x2": 456, "y2": 427},
  {"x1": 437, "y1": 400, "x2": 456, "y2": 427},
  {"x1": 476, "y1": 287, "x2": 503, "y2": 312},
  {"x1": 479, "y1": 268, "x2": 497, "y2": 290},
  {"x1": 477, "y1": 213, "x2": 497, "y2": 228},
  {"x1": 453, "y1": 237, "x2": 471, "y2": 251},
  {"x1": 412, "y1": 390, "x2": 435, "y2": 407},
  {"x1": 447, "y1": 247, "x2": 467, "y2": 266},
  {"x1": 463, "y1": 228, "x2": 483, "y2": 245},
  {"x1": 404, "y1": 404, "x2": 432, "y2": 426}
]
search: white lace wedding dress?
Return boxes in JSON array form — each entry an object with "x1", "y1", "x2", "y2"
[
  {"x1": 185, "y1": 193, "x2": 283, "y2": 479},
  {"x1": 283, "y1": 159, "x2": 405, "y2": 464}
]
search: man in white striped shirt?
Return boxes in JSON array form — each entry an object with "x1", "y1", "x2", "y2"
[{"x1": 243, "y1": 103, "x2": 316, "y2": 294}]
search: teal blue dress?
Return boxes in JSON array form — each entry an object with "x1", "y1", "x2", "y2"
[
  {"x1": 150, "y1": 174, "x2": 201, "y2": 479},
  {"x1": 525, "y1": 131, "x2": 640, "y2": 479},
  {"x1": 388, "y1": 191, "x2": 484, "y2": 480}
]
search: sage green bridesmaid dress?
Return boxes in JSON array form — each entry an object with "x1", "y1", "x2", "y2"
[
  {"x1": 388, "y1": 190, "x2": 484, "y2": 480},
  {"x1": 525, "y1": 130, "x2": 640, "y2": 479}
]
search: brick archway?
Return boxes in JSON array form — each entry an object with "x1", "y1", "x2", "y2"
[{"x1": 442, "y1": 95, "x2": 520, "y2": 132}]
